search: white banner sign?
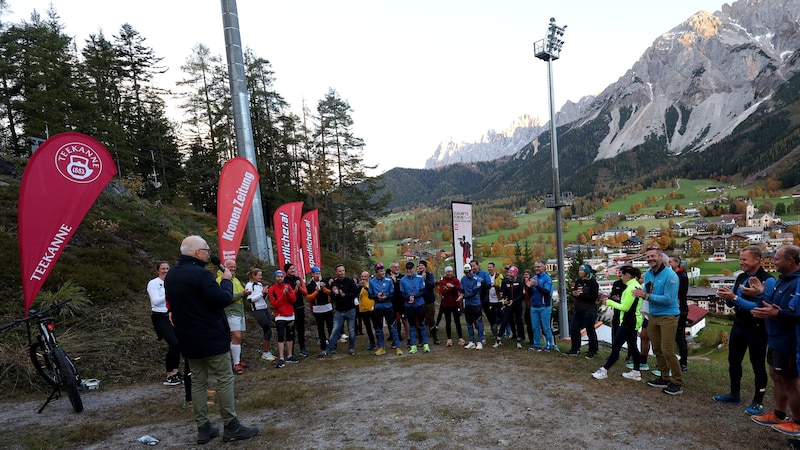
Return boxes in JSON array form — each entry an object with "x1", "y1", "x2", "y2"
[{"x1": 451, "y1": 202, "x2": 473, "y2": 269}]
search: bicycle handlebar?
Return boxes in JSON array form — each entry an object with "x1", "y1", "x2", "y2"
[{"x1": 0, "y1": 298, "x2": 73, "y2": 331}]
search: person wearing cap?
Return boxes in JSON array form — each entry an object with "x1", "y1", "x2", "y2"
[
  {"x1": 318, "y1": 264, "x2": 360, "y2": 357},
  {"x1": 267, "y1": 270, "x2": 298, "y2": 368},
  {"x1": 387, "y1": 261, "x2": 408, "y2": 348},
  {"x1": 460, "y1": 263, "x2": 485, "y2": 349},
  {"x1": 217, "y1": 259, "x2": 251, "y2": 375},
  {"x1": 283, "y1": 263, "x2": 309, "y2": 357},
  {"x1": 400, "y1": 261, "x2": 430, "y2": 353},
  {"x1": 527, "y1": 260, "x2": 554, "y2": 352},
  {"x1": 357, "y1": 271, "x2": 377, "y2": 351},
  {"x1": 496, "y1": 266, "x2": 526, "y2": 349},
  {"x1": 567, "y1": 263, "x2": 600, "y2": 358},
  {"x1": 483, "y1": 262, "x2": 504, "y2": 338},
  {"x1": 369, "y1": 263, "x2": 401, "y2": 355},
  {"x1": 436, "y1": 266, "x2": 464, "y2": 347},
  {"x1": 306, "y1": 267, "x2": 334, "y2": 352},
  {"x1": 417, "y1": 260, "x2": 439, "y2": 345}
]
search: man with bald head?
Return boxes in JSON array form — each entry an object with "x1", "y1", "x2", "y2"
[
  {"x1": 165, "y1": 236, "x2": 258, "y2": 444},
  {"x1": 217, "y1": 259, "x2": 250, "y2": 374}
]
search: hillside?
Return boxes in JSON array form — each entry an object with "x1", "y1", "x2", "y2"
[{"x1": 0, "y1": 163, "x2": 267, "y2": 394}]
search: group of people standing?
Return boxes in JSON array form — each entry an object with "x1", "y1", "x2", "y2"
[
  {"x1": 146, "y1": 232, "x2": 800, "y2": 445},
  {"x1": 713, "y1": 244, "x2": 800, "y2": 443}
]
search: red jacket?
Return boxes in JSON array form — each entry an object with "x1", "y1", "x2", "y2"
[
  {"x1": 267, "y1": 282, "x2": 297, "y2": 319},
  {"x1": 438, "y1": 276, "x2": 461, "y2": 308}
]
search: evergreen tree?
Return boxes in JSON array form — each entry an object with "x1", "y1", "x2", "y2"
[
  {"x1": 0, "y1": 8, "x2": 77, "y2": 155},
  {"x1": 313, "y1": 89, "x2": 389, "y2": 259}
]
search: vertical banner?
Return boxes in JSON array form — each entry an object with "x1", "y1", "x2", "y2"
[
  {"x1": 217, "y1": 157, "x2": 260, "y2": 262},
  {"x1": 273, "y1": 201, "x2": 304, "y2": 271},
  {"x1": 18, "y1": 132, "x2": 118, "y2": 315},
  {"x1": 300, "y1": 209, "x2": 321, "y2": 274},
  {"x1": 451, "y1": 202, "x2": 473, "y2": 269}
]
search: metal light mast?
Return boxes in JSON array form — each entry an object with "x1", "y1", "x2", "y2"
[
  {"x1": 534, "y1": 18, "x2": 572, "y2": 339},
  {"x1": 221, "y1": 0, "x2": 273, "y2": 263}
]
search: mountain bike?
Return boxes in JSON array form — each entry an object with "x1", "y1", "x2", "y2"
[{"x1": 1, "y1": 298, "x2": 83, "y2": 413}]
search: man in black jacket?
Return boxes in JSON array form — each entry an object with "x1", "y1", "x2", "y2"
[
  {"x1": 714, "y1": 245, "x2": 775, "y2": 416},
  {"x1": 318, "y1": 264, "x2": 360, "y2": 357},
  {"x1": 165, "y1": 235, "x2": 258, "y2": 444}
]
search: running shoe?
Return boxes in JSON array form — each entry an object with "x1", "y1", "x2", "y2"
[
  {"x1": 745, "y1": 402, "x2": 764, "y2": 416},
  {"x1": 646, "y1": 377, "x2": 669, "y2": 388},
  {"x1": 752, "y1": 411, "x2": 791, "y2": 426},
  {"x1": 476, "y1": 342, "x2": 483, "y2": 350},
  {"x1": 663, "y1": 383, "x2": 684, "y2": 395},
  {"x1": 713, "y1": 393, "x2": 741, "y2": 405},
  {"x1": 622, "y1": 370, "x2": 641, "y2": 381},
  {"x1": 591, "y1": 367, "x2": 608, "y2": 379},
  {"x1": 773, "y1": 421, "x2": 800, "y2": 436}
]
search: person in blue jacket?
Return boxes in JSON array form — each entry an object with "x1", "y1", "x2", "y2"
[
  {"x1": 633, "y1": 246, "x2": 682, "y2": 395},
  {"x1": 400, "y1": 261, "x2": 429, "y2": 354},
  {"x1": 750, "y1": 245, "x2": 800, "y2": 436},
  {"x1": 460, "y1": 263, "x2": 485, "y2": 350}
]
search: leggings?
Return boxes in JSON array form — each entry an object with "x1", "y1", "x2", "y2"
[
  {"x1": 151, "y1": 312, "x2": 180, "y2": 372},
  {"x1": 676, "y1": 313, "x2": 688, "y2": 366},
  {"x1": 728, "y1": 324, "x2": 768, "y2": 400},
  {"x1": 438, "y1": 306, "x2": 463, "y2": 339},
  {"x1": 313, "y1": 311, "x2": 334, "y2": 350},
  {"x1": 252, "y1": 308, "x2": 273, "y2": 341}
]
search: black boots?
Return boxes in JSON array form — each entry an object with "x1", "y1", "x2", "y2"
[
  {"x1": 222, "y1": 418, "x2": 259, "y2": 442},
  {"x1": 197, "y1": 421, "x2": 219, "y2": 445}
]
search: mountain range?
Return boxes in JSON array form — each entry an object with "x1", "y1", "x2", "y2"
[{"x1": 385, "y1": 0, "x2": 800, "y2": 209}]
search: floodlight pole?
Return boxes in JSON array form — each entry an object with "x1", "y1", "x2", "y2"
[
  {"x1": 534, "y1": 18, "x2": 572, "y2": 339},
  {"x1": 221, "y1": 0, "x2": 273, "y2": 263}
]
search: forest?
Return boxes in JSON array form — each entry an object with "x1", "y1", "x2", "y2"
[{"x1": 1, "y1": 4, "x2": 387, "y2": 261}]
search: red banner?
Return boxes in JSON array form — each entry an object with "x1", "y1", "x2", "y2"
[
  {"x1": 273, "y1": 201, "x2": 303, "y2": 271},
  {"x1": 18, "y1": 132, "x2": 117, "y2": 315},
  {"x1": 300, "y1": 209, "x2": 321, "y2": 274},
  {"x1": 217, "y1": 157, "x2": 259, "y2": 262}
]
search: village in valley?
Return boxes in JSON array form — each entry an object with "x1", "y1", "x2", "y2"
[{"x1": 372, "y1": 180, "x2": 800, "y2": 345}]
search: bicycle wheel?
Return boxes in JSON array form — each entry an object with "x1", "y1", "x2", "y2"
[
  {"x1": 29, "y1": 342, "x2": 58, "y2": 388},
  {"x1": 52, "y1": 347, "x2": 83, "y2": 413}
]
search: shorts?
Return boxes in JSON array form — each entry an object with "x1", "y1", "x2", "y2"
[
  {"x1": 227, "y1": 314, "x2": 246, "y2": 332},
  {"x1": 768, "y1": 348, "x2": 798, "y2": 377},
  {"x1": 275, "y1": 319, "x2": 295, "y2": 342}
]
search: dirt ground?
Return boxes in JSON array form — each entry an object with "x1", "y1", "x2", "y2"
[{"x1": 0, "y1": 338, "x2": 796, "y2": 450}]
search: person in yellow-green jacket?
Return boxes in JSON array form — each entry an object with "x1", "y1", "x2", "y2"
[
  {"x1": 591, "y1": 266, "x2": 644, "y2": 381},
  {"x1": 217, "y1": 260, "x2": 250, "y2": 375}
]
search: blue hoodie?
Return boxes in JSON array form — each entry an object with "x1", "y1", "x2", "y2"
[
  {"x1": 400, "y1": 274, "x2": 425, "y2": 306},
  {"x1": 643, "y1": 264, "x2": 679, "y2": 316}
]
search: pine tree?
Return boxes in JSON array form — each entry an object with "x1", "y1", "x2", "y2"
[{"x1": 312, "y1": 89, "x2": 389, "y2": 259}]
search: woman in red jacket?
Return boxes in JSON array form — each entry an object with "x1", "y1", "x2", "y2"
[{"x1": 267, "y1": 270, "x2": 297, "y2": 368}]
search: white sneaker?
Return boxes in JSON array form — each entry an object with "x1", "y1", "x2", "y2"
[
  {"x1": 465, "y1": 342, "x2": 476, "y2": 349},
  {"x1": 261, "y1": 351, "x2": 276, "y2": 362},
  {"x1": 622, "y1": 370, "x2": 642, "y2": 381},
  {"x1": 492, "y1": 341, "x2": 502, "y2": 348},
  {"x1": 591, "y1": 367, "x2": 608, "y2": 380},
  {"x1": 476, "y1": 342, "x2": 484, "y2": 350},
  {"x1": 516, "y1": 341, "x2": 523, "y2": 349},
  {"x1": 338, "y1": 334, "x2": 349, "y2": 343}
]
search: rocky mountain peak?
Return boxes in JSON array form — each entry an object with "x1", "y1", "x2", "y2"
[{"x1": 425, "y1": 0, "x2": 800, "y2": 169}]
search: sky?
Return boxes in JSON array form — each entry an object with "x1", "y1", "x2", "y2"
[{"x1": 9, "y1": 0, "x2": 730, "y2": 173}]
